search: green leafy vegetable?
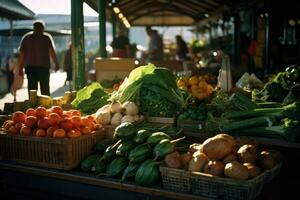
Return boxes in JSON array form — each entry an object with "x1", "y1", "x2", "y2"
[{"x1": 71, "y1": 82, "x2": 109, "y2": 114}]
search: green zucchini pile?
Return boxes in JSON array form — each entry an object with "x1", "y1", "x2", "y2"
[{"x1": 80, "y1": 122, "x2": 184, "y2": 187}]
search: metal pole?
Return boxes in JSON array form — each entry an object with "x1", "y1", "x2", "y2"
[
  {"x1": 232, "y1": 13, "x2": 240, "y2": 66},
  {"x1": 265, "y1": 13, "x2": 270, "y2": 72},
  {"x1": 112, "y1": 12, "x2": 116, "y2": 39},
  {"x1": 71, "y1": 0, "x2": 85, "y2": 90},
  {"x1": 99, "y1": 0, "x2": 107, "y2": 57}
]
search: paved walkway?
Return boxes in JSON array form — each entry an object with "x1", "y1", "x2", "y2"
[{"x1": 0, "y1": 71, "x2": 71, "y2": 111}]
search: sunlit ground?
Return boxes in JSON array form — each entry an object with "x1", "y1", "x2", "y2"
[{"x1": 0, "y1": 71, "x2": 69, "y2": 111}]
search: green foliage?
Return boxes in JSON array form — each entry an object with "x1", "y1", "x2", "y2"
[{"x1": 71, "y1": 82, "x2": 109, "y2": 114}]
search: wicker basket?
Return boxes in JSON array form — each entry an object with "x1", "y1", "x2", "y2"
[
  {"x1": 190, "y1": 164, "x2": 281, "y2": 200},
  {"x1": 159, "y1": 166, "x2": 191, "y2": 193},
  {"x1": 0, "y1": 129, "x2": 104, "y2": 170},
  {"x1": 263, "y1": 163, "x2": 282, "y2": 183}
]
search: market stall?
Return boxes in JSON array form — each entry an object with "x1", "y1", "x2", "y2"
[{"x1": 1, "y1": 62, "x2": 299, "y2": 200}]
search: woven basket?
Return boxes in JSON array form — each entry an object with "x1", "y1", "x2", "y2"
[
  {"x1": 159, "y1": 166, "x2": 191, "y2": 193},
  {"x1": 190, "y1": 164, "x2": 281, "y2": 200},
  {"x1": 262, "y1": 163, "x2": 282, "y2": 183},
  {"x1": 0, "y1": 129, "x2": 104, "y2": 170}
]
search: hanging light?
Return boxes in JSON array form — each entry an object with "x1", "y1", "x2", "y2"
[{"x1": 113, "y1": 7, "x2": 120, "y2": 14}]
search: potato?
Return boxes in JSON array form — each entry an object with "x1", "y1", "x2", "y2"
[
  {"x1": 222, "y1": 153, "x2": 238, "y2": 164},
  {"x1": 188, "y1": 152, "x2": 208, "y2": 172},
  {"x1": 181, "y1": 152, "x2": 192, "y2": 170},
  {"x1": 237, "y1": 144, "x2": 257, "y2": 163},
  {"x1": 189, "y1": 143, "x2": 202, "y2": 154},
  {"x1": 243, "y1": 163, "x2": 261, "y2": 178},
  {"x1": 203, "y1": 160, "x2": 225, "y2": 177},
  {"x1": 224, "y1": 161, "x2": 249, "y2": 180},
  {"x1": 202, "y1": 137, "x2": 233, "y2": 160},
  {"x1": 259, "y1": 150, "x2": 278, "y2": 170},
  {"x1": 164, "y1": 151, "x2": 181, "y2": 169},
  {"x1": 214, "y1": 133, "x2": 236, "y2": 150}
]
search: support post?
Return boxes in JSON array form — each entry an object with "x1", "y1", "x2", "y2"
[
  {"x1": 232, "y1": 12, "x2": 241, "y2": 66},
  {"x1": 71, "y1": 0, "x2": 85, "y2": 90},
  {"x1": 112, "y1": 12, "x2": 117, "y2": 39},
  {"x1": 99, "y1": 0, "x2": 107, "y2": 57}
]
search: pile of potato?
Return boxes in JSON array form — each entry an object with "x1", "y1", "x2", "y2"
[{"x1": 164, "y1": 134, "x2": 282, "y2": 180}]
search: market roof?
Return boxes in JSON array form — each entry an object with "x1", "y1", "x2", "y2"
[
  {"x1": 84, "y1": 0, "x2": 246, "y2": 26},
  {"x1": 0, "y1": 28, "x2": 71, "y2": 36},
  {"x1": 0, "y1": 0, "x2": 35, "y2": 20}
]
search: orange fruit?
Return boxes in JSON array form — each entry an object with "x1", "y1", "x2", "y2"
[
  {"x1": 36, "y1": 107, "x2": 47, "y2": 118},
  {"x1": 177, "y1": 78, "x2": 186, "y2": 87},
  {"x1": 198, "y1": 80, "x2": 207, "y2": 88},
  {"x1": 25, "y1": 116, "x2": 37, "y2": 128},
  {"x1": 12, "y1": 111, "x2": 26, "y2": 123},
  {"x1": 67, "y1": 129, "x2": 81, "y2": 138},
  {"x1": 53, "y1": 129, "x2": 66, "y2": 138},
  {"x1": 36, "y1": 129, "x2": 46, "y2": 137},
  {"x1": 188, "y1": 76, "x2": 199, "y2": 86},
  {"x1": 48, "y1": 113, "x2": 62, "y2": 126},
  {"x1": 25, "y1": 108, "x2": 36, "y2": 116},
  {"x1": 50, "y1": 106, "x2": 63, "y2": 116}
]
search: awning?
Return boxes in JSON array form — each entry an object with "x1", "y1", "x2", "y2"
[
  {"x1": 0, "y1": 0, "x2": 35, "y2": 20},
  {"x1": 84, "y1": 0, "x2": 247, "y2": 26},
  {"x1": 0, "y1": 28, "x2": 71, "y2": 36}
]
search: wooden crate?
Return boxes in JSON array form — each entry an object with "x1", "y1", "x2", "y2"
[
  {"x1": 0, "y1": 129, "x2": 105, "y2": 170},
  {"x1": 94, "y1": 57, "x2": 135, "y2": 82},
  {"x1": 146, "y1": 116, "x2": 175, "y2": 125},
  {"x1": 102, "y1": 125, "x2": 117, "y2": 138},
  {"x1": 177, "y1": 120, "x2": 209, "y2": 138}
]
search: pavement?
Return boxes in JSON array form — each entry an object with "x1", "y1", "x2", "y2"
[{"x1": 0, "y1": 71, "x2": 71, "y2": 111}]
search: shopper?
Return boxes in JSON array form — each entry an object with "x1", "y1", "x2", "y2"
[
  {"x1": 175, "y1": 35, "x2": 189, "y2": 60},
  {"x1": 64, "y1": 41, "x2": 73, "y2": 87},
  {"x1": 142, "y1": 26, "x2": 163, "y2": 62},
  {"x1": 9, "y1": 53, "x2": 24, "y2": 101},
  {"x1": 111, "y1": 28, "x2": 130, "y2": 58},
  {"x1": 18, "y1": 20, "x2": 59, "y2": 96}
]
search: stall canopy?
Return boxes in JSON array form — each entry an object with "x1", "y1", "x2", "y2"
[
  {"x1": 0, "y1": 0, "x2": 35, "y2": 20},
  {"x1": 84, "y1": 0, "x2": 245, "y2": 26},
  {"x1": 0, "y1": 28, "x2": 71, "y2": 36}
]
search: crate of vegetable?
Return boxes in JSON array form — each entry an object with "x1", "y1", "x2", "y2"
[
  {"x1": 177, "y1": 103, "x2": 209, "y2": 138},
  {"x1": 190, "y1": 163, "x2": 281, "y2": 200},
  {"x1": 0, "y1": 106, "x2": 105, "y2": 170}
]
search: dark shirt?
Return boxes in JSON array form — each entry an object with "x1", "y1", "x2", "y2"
[
  {"x1": 19, "y1": 31, "x2": 55, "y2": 68},
  {"x1": 111, "y1": 35, "x2": 129, "y2": 50},
  {"x1": 177, "y1": 40, "x2": 188, "y2": 60}
]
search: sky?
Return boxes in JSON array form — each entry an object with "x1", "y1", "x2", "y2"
[{"x1": 19, "y1": 0, "x2": 98, "y2": 16}]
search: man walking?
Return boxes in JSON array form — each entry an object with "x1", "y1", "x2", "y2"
[{"x1": 18, "y1": 20, "x2": 59, "y2": 96}]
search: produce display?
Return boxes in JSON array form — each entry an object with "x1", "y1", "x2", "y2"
[
  {"x1": 252, "y1": 65, "x2": 300, "y2": 103},
  {"x1": 2, "y1": 62, "x2": 297, "y2": 199},
  {"x1": 176, "y1": 74, "x2": 215, "y2": 100},
  {"x1": 1, "y1": 106, "x2": 98, "y2": 138},
  {"x1": 163, "y1": 133, "x2": 282, "y2": 180},
  {"x1": 94, "y1": 101, "x2": 144, "y2": 126},
  {"x1": 110, "y1": 64, "x2": 189, "y2": 117},
  {"x1": 71, "y1": 82, "x2": 110, "y2": 115},
  {"x1": 80, "y1": 122, "x2": 185, "y2": 186},
  {"x1": 100, "y1": 76, "x2": 123, "y2": 91}
]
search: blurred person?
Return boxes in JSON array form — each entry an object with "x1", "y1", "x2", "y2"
[
  {"x1": 64, "y1": 41, "x2": 73, "y2": 87},
  {"x1": 9, "y1": 53, "x2": 23, "y2": 101},
  {"x1": 18, "y1": 20, "x2": 59, "y2": 96},
  {"x1": 111, "y1": 28, "x2": 130, "y2": 58},
  {"x1": 175, "y1": 35, "x2": 189, "y2": 60},
  {"x1": 142, "y1": 26, "x2": 163, "y2": 62}
]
